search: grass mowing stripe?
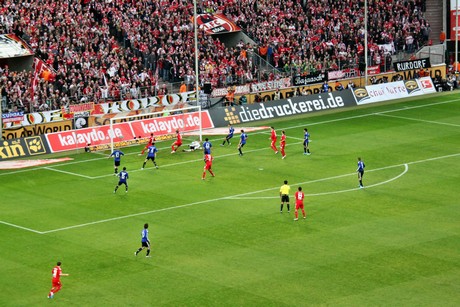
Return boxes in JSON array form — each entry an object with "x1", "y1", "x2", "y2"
[{"x1": 27, "y1": 152, "x2": 460, "y2": 234}]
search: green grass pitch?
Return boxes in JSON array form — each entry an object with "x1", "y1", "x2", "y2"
[{"x1": 1, "y1": 92, "x2": 460, "y2": 306}]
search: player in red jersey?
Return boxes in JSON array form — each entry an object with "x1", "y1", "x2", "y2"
[
  {"x1": 47, "y1": 261, "x2": 69, "y2": 299},
  {"x1": 140, "y1": 133, "x2": 156, "y2": 155},
  {"x1": 171, "y1": 130, "x2": 182, "y2": 153},
  {"x1": 269, "y1": 126, "x2": 278, "y2": 153},
  {"x1": 294, "y1": 187, "x2": 307, "y2": 221},
  {"x1": 280, "y1": 130, "x2": 286, "y2": 159},
  {"x1": 202, "y1": 154, "x2": 215, "y2": 180}
]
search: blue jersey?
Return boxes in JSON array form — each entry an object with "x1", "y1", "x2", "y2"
[
  {"x1": 141, "y1": 228, "x2": 149, "y2": 243},
  {"x1": 147, "y1": 145, "x2": 158, "y2": 158},
  {"x1": 228, "y1": 126, "x2": 235, "y2": 137},
  {"x1": 357, "y1": 161, "x2": 365, "y2": 172},
  {"x1": 304, "y1": 131, "x2": 310, "y2": 145},
  {"x1": 240, "y1": 133, "x2": 248, "y2": 145},
  {"x1": 118, "y1": 170, "x2": 129, "y2": 183},
  {"x1": 203, "y1": 141, "x2": 212, "y2": 154},
  {"x1": 110, "y1": 150, "x2": 124, "y2": 162}
]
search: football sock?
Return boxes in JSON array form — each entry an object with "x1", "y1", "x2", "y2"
[
  {"x1": 359, "y1": 180, "x2": 363, "y2": 186},
  {"x1": 238, "y1": 148, "x2": 242, "y2": 155},
  {"x1": 295, "y1": 211, "x2": 298, "y2": 219},
  {"x1": 222, "y1": 140, "x2": 225, "y2": 145},
  {"x1": 142, "y1": 162, "x2": 146, "y2": 168},
  {"x1": 280, "y1": 204, "x2": 283, "y2": 211},
  {"x1": 304, "y1": 148, "x2": 306, "y2": 153},
  {"x1": 146, "y1": 249, "x2": 150, "y2": 256},
  {"x1": 114, "y1": 186, "x2": 118, "y2": 192},
  {"x1": 115, "y1": 167, "x2": 118, "y2": 174},
  {"x1": 287, "y1": 204, "x2": 290, "y2": 211},
  {"x1": 307, "y1": 149, "x2": 310, "y2": 153}
]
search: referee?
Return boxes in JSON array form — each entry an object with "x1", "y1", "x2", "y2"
[{"x1": 279, "y1": 180, "x2": 291, "y2": 213}]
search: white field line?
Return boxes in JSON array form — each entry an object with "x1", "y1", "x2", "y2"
[
  {"x1": 0, "y1": 220, "x2": 43, "y2": 234},
  {"x1": 2, "y1": 153, "x2": 458, "y2": 235},
  {"x1": 43, "y1": 167, "x2": 94, "y2": 179},
  {"x1": 0, "y1": 97, "x2": 457, "y2": 178},
  {"x1": 374, "y1": 113, "x2": 460, "y2": 127},
  {"x1": 231, "y1": 164, "x2": 408, "y2": 199}
]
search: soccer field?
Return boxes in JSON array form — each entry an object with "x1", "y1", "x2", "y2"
[{"x1": 1, "y1": 92, "x2": 460, "y2": 306}]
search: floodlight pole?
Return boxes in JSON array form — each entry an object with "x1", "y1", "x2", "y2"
[
  {"x1": 193, "y1": 0, "x2": 200, "y2": 106},
  {"x1": 456, "y1": 0, "x2": 459, "y2": 72},
  {"x1": 364, "y1": 0, "x2": 368, "y2": 85}
]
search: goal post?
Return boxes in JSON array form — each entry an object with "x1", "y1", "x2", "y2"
[{"x1": 108, "y1": 105, "x2": 203, "y2": 153}]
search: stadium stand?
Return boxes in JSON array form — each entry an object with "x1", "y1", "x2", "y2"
[{"x1": 0, "y1": 0, "x2": 430, "y2": 113}]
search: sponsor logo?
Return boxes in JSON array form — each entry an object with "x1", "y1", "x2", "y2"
[
  {"x1": 24, "y1": 136, "x2": 47, "y2": 155},
  {"x1": 0, "y1": 136, "x2": 50, "y2": 160},
  {"x1": 404, "y1": 80, "x2": 421, "y2": 95},
  {"x1": 2, "y1": 120, "x2": 73, "y2": 139},
  {"x1": 292, "y1": 73, "x2": 326, "y2": 86},
  {"x1": 223, "y1": 107, "x2": 241, "y2": 125},
  {"x1": 215, "y1": 92, "x2": 352, "y2": 125},
  {"x1": 354, "y1": 88, "x2": 368, "y2": 98}
]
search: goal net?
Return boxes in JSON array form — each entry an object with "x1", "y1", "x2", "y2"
[{"x1": 108, "y1": 105, "x2": 203, "y2": 153}]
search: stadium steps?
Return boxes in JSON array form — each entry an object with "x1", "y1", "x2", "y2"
[{"x1": 425, "y1": 0, "x2": 444, "y2": 43}]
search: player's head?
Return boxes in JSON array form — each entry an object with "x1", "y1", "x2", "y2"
[
  {"x1": 298, "y1": 187, "x2": 302, "y2": 191},
  {"x1": 150, "y1": 133, "x2": 153, "y2": 137},
  {"x1": 271, "y1": 126, "x2": 274, "y2": 130},
  {"x1": 358, "y1": 157, "x2": 361, "y2": 161},
  {"x1": 205, "y1": 138, "x2": 209, "y2": 141},
  {"x1": 144, "y1": 223, "x2": 149, "y2": 229},
  {"x1": 304, "y1": 128, "x2": 308, "y2": 132},
  {"x1": 241, "y1": 129, "x2": 244, "y2": 133},
  {"x1": 284, "y1": 180, "x2": 288, "y2": 184},
  {"x1": 282, "y1": 130, "x2": 285, "y2": 134},
  {"x1": 176, "y1": 129, "x2": 179, "y2": 133},
  {"x1": 57, "y1": 261, "x2": 62, "y2": 266},
  {"x1": 123, "y1": 167, "x2": 126, "y2": 171},
  {"x1": 152, "y1": 142, "x2": 155, "y2": 146}
]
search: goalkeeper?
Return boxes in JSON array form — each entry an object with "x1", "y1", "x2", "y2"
[{"x1": 183, "y1": 140, "x2": 202, "y2": 152}]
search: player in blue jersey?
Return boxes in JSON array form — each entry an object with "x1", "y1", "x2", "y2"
[
  {"x1": 238, "y1": 129, "x2": 248, "y2": 156},
  {"x1": 221, "y1": 124, "x2": 235, "y2": 146},
  {"x1": 203, "y1": 138, "x2": 212, "y2": 155},
  {"x1": 142, "y1": 143, "x2": 159, "y2": 170},
  {"x1": 134, "y1": 223, "x2": 151, "y2": 257},
  {"x1": 357, "y1": 157, "x2": 366, "y2": 188},
  {"x1": 114, "y1": 167, "x2": 129, "y2": 193},
  {"x1": 303, "y1": 128, "x2": 311, "y2": 155},
  {"x1": 109, "y1": 149, "x2": 124, "y2": 175}
]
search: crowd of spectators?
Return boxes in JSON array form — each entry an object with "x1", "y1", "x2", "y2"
[{"x1": 0, "y1": 0, "x2": 430, "y2": 114}]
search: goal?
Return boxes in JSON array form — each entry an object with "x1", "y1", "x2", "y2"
[{"x1": 109, "y1": 105, "x2": 203, "y2": 153}]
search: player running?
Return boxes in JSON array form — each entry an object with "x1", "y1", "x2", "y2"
[
  {"x1": 171, "y1": 130, "x2": 183, "y2": 153},
  {"x1": 114, "y1": 167, "x2": 129, "y2": 193},
  {"x1": 142, "y1": 143, "x2": 159, "y2": 170},
  {"x1": 202, "y1": 153, "x2": 215, "y2": 180},
  {"x1": 109, "y1": 149, "x2": 124, "y2": 175},
  {"x1": 134, "y1": 223, "x2": 151, "y2": 257},
  {"x1": 238, "y1": 130, "x2": 248, "y2": 156},
  {"x1": 140, "y1": 133, "x2": 156, "y2": 155},
  {"x1": 47, "y1": 262, "x2": 69, "y2": 299},
  {"x1": 221, "y1": 124, "x2": 235, "y2": 146}
]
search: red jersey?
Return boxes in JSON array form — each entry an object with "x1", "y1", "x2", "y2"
[
  {"x1": 295, "y1": 191, "x2": 304, "y2": 204},
  {"x1": 147, "y1": 135, "x2": 155, "y2": 146},
  {"x1": 280, "y1": 134, "x2": 286, "y2": 146},
  {"x1": 176, "y1": 132, "x2": 182, "y2": 143},
  {"x1": 204, "y1": 154, "x2": 213, "y2": 169},
  {"x1": 271, "y1": 130, "x2": 277, "y2": 142},
  {"x1": 51, "y1": 265, "x2": 62, "y2": 282}
]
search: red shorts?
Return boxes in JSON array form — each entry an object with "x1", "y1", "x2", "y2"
[
  {"x1": 52, "y1": 280, "x2": 61, "y2": 287},
  {"x1": 204, "y1": 162, "x2": 212, "y2": 170},
  {"x1": 295, "y1": 202, "x2": 304, "y2": 210},
  {"x1": 174, "y1": 141, "x2": 182, "y2": 146}
]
